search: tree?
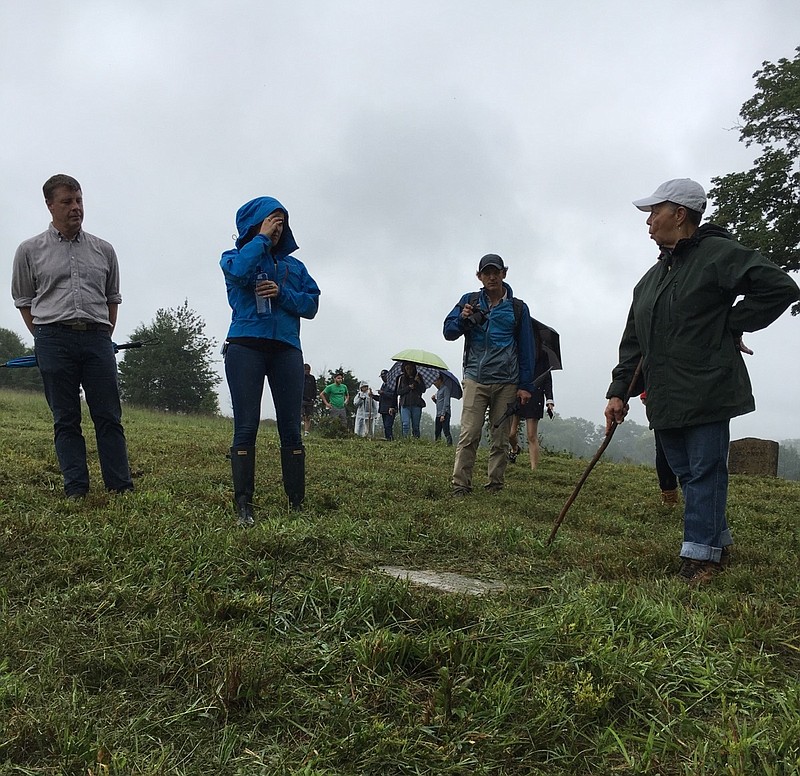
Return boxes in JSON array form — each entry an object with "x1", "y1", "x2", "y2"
[
  {"x1": 118, "y1": 301, "x2": 220, "y2": 414},
  {"x1": 0, "y1": 327, "x2": 43, "y2": 393},
  {"x1": 708, "y1": 48, "x2": 800, "y2": 313}
]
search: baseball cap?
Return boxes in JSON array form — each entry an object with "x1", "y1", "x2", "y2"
[
  {"x1": 633, "y1": 179, "x2": 707, "y2": 213},
  {"x1": 478, "y1": 254, "x2": 506, "y2": 272}
]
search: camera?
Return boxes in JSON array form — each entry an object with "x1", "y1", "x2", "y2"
[{"x1": 467, "y1": 308, "x2": 487, "y2": 326}]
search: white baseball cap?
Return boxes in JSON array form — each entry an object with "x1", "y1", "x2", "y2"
[{"x1": 633, "y1": 178, "x2": 707, "y2": 213}]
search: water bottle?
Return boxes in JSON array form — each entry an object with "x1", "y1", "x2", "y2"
[{"x1": 254, "y1": 271, "x2": 271, "y2": 316}]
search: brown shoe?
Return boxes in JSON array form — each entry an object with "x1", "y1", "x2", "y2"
[
  {"x1": 677, "y1": 558, "x2": 722, "y2": 587},
  {"x1": 660, "y1": 488, "x2": 679, "y2": 506}
]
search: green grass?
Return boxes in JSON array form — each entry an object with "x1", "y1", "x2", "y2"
[{"x1": 1, "y1": 387, "x2": 800, "y2": 775}]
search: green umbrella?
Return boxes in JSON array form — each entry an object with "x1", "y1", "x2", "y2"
[{"x1": 390, "y1": 349, "x2": 448, "y2": 369}]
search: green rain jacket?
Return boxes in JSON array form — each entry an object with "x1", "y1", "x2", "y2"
[{"x1": 607, "y1": 224, "x2": 799, "y2": 430}]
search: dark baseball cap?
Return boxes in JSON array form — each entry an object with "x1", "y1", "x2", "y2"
[{"x1": 478, "y1": 254, "x2": 506, "y2": 272}]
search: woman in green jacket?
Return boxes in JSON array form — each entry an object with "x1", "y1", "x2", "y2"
[{"x1": 605, "y1": 178, "x2": 799, "y2": 586}]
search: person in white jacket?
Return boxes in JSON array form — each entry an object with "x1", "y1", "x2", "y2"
[{"x1": 353, "y1": 382, "x2": 379, "y2": 437}]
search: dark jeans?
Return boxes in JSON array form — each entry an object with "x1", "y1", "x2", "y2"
[
  {"x1": 34, "y1": 325, "x2": 132, "y2": 495},
  {"x1": 224, "y1": 341, "x2": 303, "y2": 449},
  {"x1": 381, "y1": 411, "x2": 396, "y2": 441},
  {"x1": 654, "y1": 434, "x2": 677, "y2": 491},
  {"x1": 435, "y1": 413, "x2": 452, "y2": 444}
]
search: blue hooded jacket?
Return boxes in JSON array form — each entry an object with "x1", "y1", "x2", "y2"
[{"x1": 220, "y1": 197, "x2": 320, "y2": 348}]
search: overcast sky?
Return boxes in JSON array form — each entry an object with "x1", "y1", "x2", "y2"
[{"x1": 2, "y1": 1, "x2": 798, "y2": 441}]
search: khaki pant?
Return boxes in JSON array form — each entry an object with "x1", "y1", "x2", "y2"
[{"x1": 452, "y1": 380, "x2": 518, "y2": 490}]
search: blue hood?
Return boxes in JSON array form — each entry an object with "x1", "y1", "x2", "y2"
[{"x1": 234, "y1": 196, "x2": 299, "y2": 256}]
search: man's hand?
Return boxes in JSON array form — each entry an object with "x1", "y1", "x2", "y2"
[
  {"x1": 460, "y1": 303, "x2": 475, "y2": 320},
  {"x1": 516, "y1": 388, "x2": 531, "y2": 406},
  {"x1": 604, "y1": 397, "x2": 628, "y2": 434}
]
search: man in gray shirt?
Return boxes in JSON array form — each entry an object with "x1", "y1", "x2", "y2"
[{"x1": 11, "y1": 174, "x2": 133, "y2": 498}]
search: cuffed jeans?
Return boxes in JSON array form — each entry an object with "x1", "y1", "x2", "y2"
[
  {"x1": 34, "y1": 325, "x2": 132, "y2": 495},
  {"x1": 400, "y1": 405, "x2": 422, "y2": 438},
  {"x1": 452, "y1": 380, "x2": 518, "y2": 490},
  {"x1": 656, "y1": 421, "x2": 733, "y2": 562},
  {"x1": 224, "y1": 341, "x2": 303, "y2": 449}
]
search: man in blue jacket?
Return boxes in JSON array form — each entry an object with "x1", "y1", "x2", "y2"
[{"x1": 444, "y1": 254, "x2": 536, "y2": 496}]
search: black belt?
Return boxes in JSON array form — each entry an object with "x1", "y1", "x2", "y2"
[{"x1": 48, "y1": 321, "x2": 111, "y2": 332}]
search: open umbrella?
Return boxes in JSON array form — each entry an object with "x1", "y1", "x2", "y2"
[
  {"x1": 532, "y1": 318, "x2": 562, "y2": 375},
  {"x1": 385, "y1": 361, "x2": 442, "y2": 391},
  {"x1": 390, "y1": 349, "x2": 448, "y2": 370},
  {"x1": 438, "y1": 369, "x2": 463, "y2": 400}
]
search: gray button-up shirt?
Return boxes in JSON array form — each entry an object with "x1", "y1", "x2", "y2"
[{"x1": 11, "y1": 224, "x2": 122, "y2": 326}]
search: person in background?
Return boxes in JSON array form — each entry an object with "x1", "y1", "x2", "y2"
[
  {"x1": 376, "y1": 369, "x2": 397, "y2": 441},
  {"x1": 508, "y1": 369, "x2": 554, "y2": 469},
  {"x1": 320, "y1": 372, "x2": 349, "y2": 426},
  {"x1": 605, "y1": 178, "x2": 799, "y2": 585},
  {"x1": 639, "y1": 391, "x2": 679, "y2": 506},
  {"x1": 396, "y1": 361, "x2": 425, "y2": 438},
  {"x1": 432, "y1": 373, "x2": 453, "y2": 445},
  {"x1": 302, "y1": 363, "x2": 317, "y2": 437},
  {"x1": 353, "y1": 382, "x2": 379, "y2": 437},
  {"x1": 443, "y1": 254, "x2": 535, "y2": 495},
  {"x1": 11, "y1": 174, "x2": 133, "y2": 499},
  {"x1": 220, "y1": 196, "x2": 320, "y2": 526}
]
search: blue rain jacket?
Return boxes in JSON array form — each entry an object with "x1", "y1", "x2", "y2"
[
  {"x1": 220, "y1": 197, "x2": 320, "y2": 348},
  {"x1": 443, "y1": 281, "x2": 535, "y2": 392}
]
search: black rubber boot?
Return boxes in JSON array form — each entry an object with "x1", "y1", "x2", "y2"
[
  {"x1": 230, "y1": 446, "x2": 256, "y2": 526},
  {"x1": 280, "y1": 446, "x2": 305, "y2": 511}
]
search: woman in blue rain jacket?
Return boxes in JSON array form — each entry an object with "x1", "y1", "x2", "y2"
[{"x1": 220, "y1": 196, "x2": 320, "y2": 525}]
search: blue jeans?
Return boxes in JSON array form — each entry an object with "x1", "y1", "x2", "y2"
[
  {"x1": 400, "y1": 405, "x2": 421, "y2": 438},
  {"x1": 656, "y1": 421, "x2": 733, "y2": 562},
  {"x1": 224, "y1": 341, "x2": 303, "y2": 449},
  {"x1": 34, "y1": 325, "x2": 132, "y2": 495}
]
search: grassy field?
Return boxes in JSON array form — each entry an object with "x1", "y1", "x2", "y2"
[{"x1": 1, "y1": 388, "x2": 799, "y2": 775}]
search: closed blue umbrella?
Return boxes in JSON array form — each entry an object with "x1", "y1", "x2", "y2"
[
  {"x1": 1, "y1": 339, "x2": 158, "y2": 369},
  {"x1": 0, "y1": 355, "x2": 37, "y2": 369}
]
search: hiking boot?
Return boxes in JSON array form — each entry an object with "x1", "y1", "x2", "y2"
[
  {"x1": 452, "y1": 487, "x2": 471, "y2": 498},
  {"x1": 236, "y1": 506, "x2": 255, "y2": 528},
  {"x1": 507, "y1": 447, "x2": 519, "y2": 463},
  {"x1": 677, "y1": 558, "x2": 722, "y2": 587},
  {"x1": 660, "y1": 488, "x2": 679, "y2": 506},
  {"x1": 483, "y1": 482, "x2": 504, "y2": 494}
]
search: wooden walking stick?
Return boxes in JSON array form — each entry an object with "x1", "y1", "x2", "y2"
[{"x1": 547, "y1": 359, "x2": 643, "y2": 545}]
